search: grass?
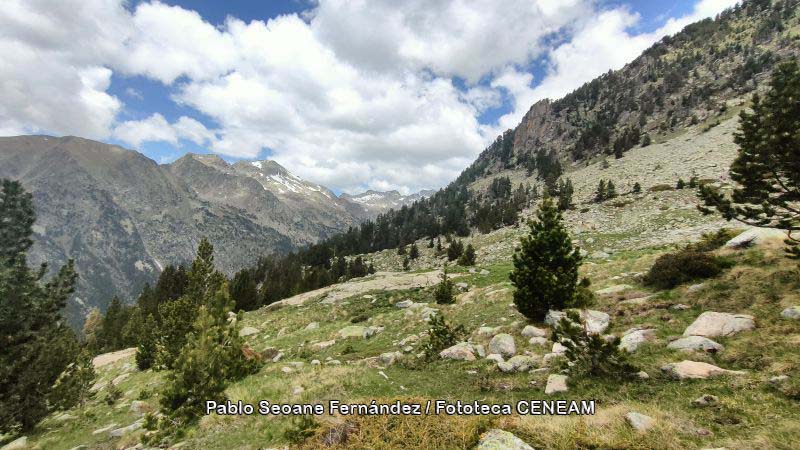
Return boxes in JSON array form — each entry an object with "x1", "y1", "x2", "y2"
[{"x1": 19, "y1": 234, "x2": 800, "y2": 449}]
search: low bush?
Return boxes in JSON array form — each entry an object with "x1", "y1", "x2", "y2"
[
  {"x1": 422, "y1": 314, "x2": 465, "y2": 360},
  {"x1": 553, "y1": 311, "x2": 638, "y2": 379},
  {"x1": 643, "y1": 250, "x2": 732, "y2": 289},
  {"x1": 686, "y1": 228, "x2": 738, "y2": 252}
]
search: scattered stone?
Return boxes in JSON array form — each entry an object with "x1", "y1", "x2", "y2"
[
  {"x1": 479, "y1": 269, "x2": 490, "y2": 275},
  {"x1": 109, "y1": 419, "x2": 144, "y2": 437},
  {"x1": 475, "y1": 344, "x2": 486, "y2": 358},
  {"x1": 456, "y1": 282, "x2": 469, "y2": 290},
  {"x1": 620, "y1": 296, "x2": 650, "y2": 306},
  {"x1": 304, "y1": 322, "x2": 319, "y2": 330},
  {"x1": 637, "y1": 371, "x2": 650, "y2": 380},
  {"x1": 239, "y1": 326, "x2": 260, "y2": 337},
  {"x1": 683, "y1": 312, "x2": 755, "y2": 337},
  {"x1": 311, "y1": 359, "x2": 321, "y2": 366},
  {"x1": 486, "y1": 353, "x2": 504, "y2": 364},
  {"x1": 0, "y1": 437, "x2": 27, "y2": 450},
  {"x1": 489, "y1": 334, "x2": 516, "y2": 358},
  {"x1": 668, "y1": 336, "x2": 724, "y2": 353},
  {"x1": 129, "y1": 400, "x2": 148, "y2": 416},
  {"x1": 545, "y1": 374, "x2": 568, "y2": 394},
  {"x1": 111, "y1": 373, "x2": 130, "y2": 385},
  {"x1": 590, "y1": 251, "x2": 610, "y2": 259},
  {"x1": 337, "y1": 325, "x2": 367, "y2": 339},
  {"x1": 552, "y1": 342, "x2": 567, "y2": 354},
  {"x1": 661, "y1": 360, "x2": 745, "y2": 380},
  {"x1": 439, "y1": 342, "x2": 476, "y2": 361},
  {"x1": 781, "y1": 306, "x2": 800, "y2": 320},
  {"x1": 395, "y1": 299, "x2": 415, "y2": 309},
  {"x1": 476, "y1": 429, "x2": 534, "y2": 450},
  {"x1": 521, "y1": 325, "x2": 546, "y2": 338},
  {"x1": 725, "y1": 228, "x2": 787, "y2": 249},
  {"x1": 671, "y1": 304, "x2": 691, "y2": 310},
  {"x1": 364, "y1": 326, "x2": 384, "y2": 338},
  {"x1": 769, "y1": 375, "x2": 789, "y2": 384},
  {"x1": 288, "y1": 361, "x2": 304, "y2": 369},
  {"x1": 541, "y1": 353, "x2": 561, "y2": 366},
  {"x1": 272, "y1": 352, "x2": 284, "y2": 363},
  {"x1": 312, "y1": 340, "x2": 336, "y2": 350},
  {"x1": 281, "y1": 366, "x2": 293, "y2": 374},
  {"x1": 619, "y1": 328, "x2": 657, "y2": 352},
  {"x1": 379, "y1": 352, "x2": 402, "y2": 366},
  {"x1": 691, "y1": 394, "x2": 719, "y2": 407},
  {"x1": 528, "y1": 337, "x2": 548, "y2": 346},
  {"x1": 92, "y1": 423, "x2": 118, "y2": 435},
  {"x1": 687, "y1": 283, "x2": 705, "y2": 293},
  {"x1": 292, "y1": 386, "x2": 305, "y2": 395},
  {"x1": 325, "y1": 359, "x2": 342, "y2": 365},
  {"x1": 419, "y1": 307, "x2": 439, "y2": 321},
  {"x1": 497, "y1": 355, "x2": 538, "y2": 373},
  {"x1": 477, "y1": 326, "x2": 498, "y2": 336},
  {"x1": 626, "y1": 412, "x2": 655, "y2": 433},
  {"x1": 545, "y1": 309, "x2": 610, "y2": 334},
  {"x1": 595, "y1": 284, "x2": 633, "y2": 296}
]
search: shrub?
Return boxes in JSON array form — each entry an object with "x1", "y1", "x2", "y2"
[
  {"x1": 104, "y1": 381, "x2": 122, "y2": 406},
  {"x1": 649, "y1": 184, "x2": 674, "y2": 192},
  {"x1": 422, "y1": 314, "x2": 465, "y2": 360},
  {"x1": 48, "y1": 351, "x2": 95, "y2": 410},
  {"x1": 686, "y1": 228, "x2": 738, "y2": 252},
  {"x1": 409, "y1": 244, "x2": 420, "y2": 259},
  {"x1": 643, "y1": 250, "x2": 731, "y2": 289},
  {"x1": 553, "y1": 311, "x2": 638, "y2": 379},
  {"x1": 632, "y1": 182, "x2": 642, "y2": 193},
  {"x1": 433, "y1": 267, "x2": 455, "y2": 304},
  {"x1": 285, "y1": 415, "x2": 318, "y2": 444}
]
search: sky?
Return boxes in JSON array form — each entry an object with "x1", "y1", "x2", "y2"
[{"x1": 0, "y1": 0, "x2": 739, "y2": 195}]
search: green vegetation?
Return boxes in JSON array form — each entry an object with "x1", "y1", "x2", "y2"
[
  {"x1": 0, "y1": 180, "x2": 89, "y2": 433},
  {"x1": 433, "y1": 267, "x2": 456, "y2": 305},
  {"x1": 700, "y1": 61, "x2": 800, "y2": 260},
  {"x1": 510, "y1": 198, "x2": 588, "y2": 322},
  {"x1": 422, "y1": 314, "x2": 465, "y2": 360},
  {"x1": 553, "y1": 311, "x2": 638, "y2": 380}
]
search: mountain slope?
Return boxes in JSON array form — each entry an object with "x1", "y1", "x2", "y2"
[
  {"x1": 0, "y1": 137, "x2": 294, "y2": 325},
  {"x1": 341, "y1": 189, "x2": 436, "y2": 217}
]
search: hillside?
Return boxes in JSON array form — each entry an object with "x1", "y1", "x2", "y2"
[
  {"x1": 0, "y1": 137, "x2": 424, "y2": 326},
  {"x1": 21, "y1": 143, "x2": 800, "y2": 447}
]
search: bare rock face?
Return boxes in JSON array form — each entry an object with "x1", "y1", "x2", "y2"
[
  {"x1": 661, "y1": 360, "x2": 745, "y2": 380},
  {"x1": 683, "y1": 312, "x2": 755, "y2": 337}
]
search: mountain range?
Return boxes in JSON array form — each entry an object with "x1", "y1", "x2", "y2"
[{"x1": 0, "y1": 136, "x2": 430, "y2": 326}]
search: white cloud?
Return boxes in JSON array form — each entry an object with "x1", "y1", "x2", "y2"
[
  {"x1": 113, "y1": 113, "x2": 215, "y2": 147},
  {"x1": 0, "y1": 0, "x2": 740, "y2": 193}
]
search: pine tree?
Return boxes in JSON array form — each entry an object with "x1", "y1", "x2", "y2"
[
  {"x1": 676, "y1": 178, "x2": 686, "y2": 189},
  {"x1": 605, "y1": 181, "x2": 618, "y2": 199},
  {"x1": 0, "y1": 180, "x2": 82, "y2": 432},
  {"x1": 427, "y1": 237, "x2": 435, "y2": 248},
  {"x1": 150, "y1": 285, "x2": 259, "y2": 441},
  {"x1": 699, "y1": 63, "x2": 800, "y2": 260},
  {"x1": 402, "y1": 257, "x2": 410, "y2": 271},
  {"x1": 641, "y1": 134, "x2": 651, "y2": 147},
  {"x1": 422, "y1": 313, "x2": 465, "y2": 361},
  {"x1": 446, "y1": 239, "x2": 464, "y2": 261},
  {"x1": 397, "y1": 244, "x2": 406, "y2": 256},
  {"x1": 82, "y1": 307, "x2": 103, "y2": 353},
  {"x1": 594, "y1": 180, "x2": 607, "y2": 202},
  {"x1": 556, "y1": 178, "x2": 574, "y2": 211},
  {"x1": 230, "y1": 269, "x2": 259, "y2": 312},
  {"x1": 509, "y1": 198, "x2": 586, "y2": 322},
  {"x1": 457, "y1": 244, "x2": 476, "y2": 266},
  {"x1": 135, "y1": 314, "x2": 158, "y2": 370},
  {"x1": 552, "y1": 311, "x2": 637, "y2": 379},
  {"x1": 433, "y1": 266, "x2": 455, "y2": 304},
  {"x1": 632, "y1": 182, "x2": 642, "y2": 194},
  {"x1": 409, "y1": 243, "x2": 420, "y2": 259},
  {"x1": 48, "y1": 350, "x2": 95, "y2": 410}
]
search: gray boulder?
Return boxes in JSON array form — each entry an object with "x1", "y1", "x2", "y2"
[
  {"x1": 626, "y1": 412, "x2": 654, "y2": 433},
  {"x1": 683, "y1": 312, "x2": 755, "y2": 337},
  {"x1": 476, "y1": 429, "x2": 534, "y2": 450},
  {"x1": 667, "y1": 336, "x2": 724, "y2": 353},
  {"x1": 439, "y1": 342, "x2": 476, "y2": 361},
  {"x1": 781, "y1": 306, "x2": 800, "y2": 320},
  {"x1": 488, "y1": 333, "x2": 516, "y2": 358}
]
